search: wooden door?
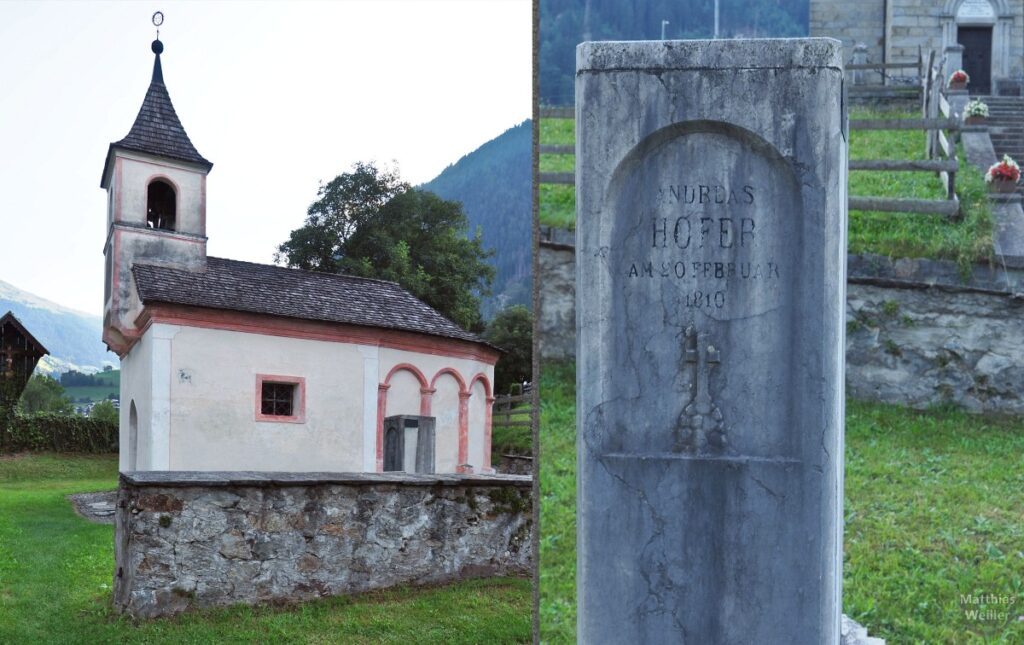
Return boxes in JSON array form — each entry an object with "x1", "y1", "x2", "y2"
[{"x1": 958, "y1": 27, "x2": 993, "y2": 95}]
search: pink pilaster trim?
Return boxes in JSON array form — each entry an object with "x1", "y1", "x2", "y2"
[
  {"x1": 200, "y1": 174, "x2": 207, "y2": 235},
  {"x1": 420, "y1": 387, "x2": 436, "y2": 416},
  {"x1": 430, "y1": 367, "x2": 468, "y2": 392},
  {"x1": 484, "y1": 396, "x2": 496, "y2": 471},
  {"x1": 456, "y1": 391, "x2": 471, "y2": 473},
  {"x1": 114, "y1": 157, "x2": 123, "y2": 223},
  {"x1": 384, "y1": 363, "x2": 430, "y2": 388}
]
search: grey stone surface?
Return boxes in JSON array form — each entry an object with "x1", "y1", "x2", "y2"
[
  {"x1": 114, "y1": 476, "x2": 531, "y2": 618},
  {"x1": 576, "y1": 39, "x2": 847, "y2": 644},
  {"x1": 539, "y1": 226, "x2": 577, "y2": 361},
  {"x1": 848, "y1": 252, "x2": 1024, "y2": 293},
  {"x1": 846, "y1": 281, "x2": 1024, "y2": 413},
  {"x1": 812, "y1": 0, "x2": 1024, "y2": 89},
  {"x1": 68, "y1": 490, "x2": 118, "y2": 524},
  {"x1": 841, "y1": 614, "x2": 886, "y2": 645},
  {"x1": 962, "y1": 128, "x2": 998, "y2": 170}
]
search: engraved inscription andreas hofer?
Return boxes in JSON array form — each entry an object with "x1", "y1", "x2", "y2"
[{"x1": 624, "y1": 182, "x2": 783, "y2": 312}]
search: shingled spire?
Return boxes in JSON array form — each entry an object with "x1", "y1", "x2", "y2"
[{"x1": 100, "y1": 38, "x2": 211, "y2": 187}]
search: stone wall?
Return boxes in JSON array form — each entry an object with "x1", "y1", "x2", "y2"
[
  {"x1": 810, "y1": 0, "x2": 886, "y2": 73},
  {"x1": 811, "y1": 0, "x2": 1024, "y2": 88},
  {"x1": 538, "y1": 226, "x2": 576, "y2": 362},
  {"x1": 114, "y1": 471, "x2": 531, "y2": 618},
  {"x1": 847, "y1": 281, "x2": 1024, "y2": 413}
]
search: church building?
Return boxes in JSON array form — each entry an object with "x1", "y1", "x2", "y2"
[
  {"x1": 811, "y1": 0, "x2": 1024, "y2": 95},
  {"x1": 101, "y1": 38, "x2": 499, "y2": 475}
]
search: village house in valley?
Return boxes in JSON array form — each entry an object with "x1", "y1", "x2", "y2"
[{"x1": 101, "y1": 39, "x2": 499, "y2": 475}]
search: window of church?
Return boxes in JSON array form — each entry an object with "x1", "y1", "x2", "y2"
[
  {"x1": 255, "y1": 375, "x2": 306, "y2": 423},
  {"x1": 146, "y1": 180, "x2": 176, "y2": 230},
  {"x1": 262, "y1": 383, "x2": 295, "y2": 416}
]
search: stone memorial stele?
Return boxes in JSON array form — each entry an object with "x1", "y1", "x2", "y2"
[{"x1": 576, "y1": 38, "x2": 847, "y2": 644}]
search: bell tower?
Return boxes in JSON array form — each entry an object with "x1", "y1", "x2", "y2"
[{"x1": 100, "y1": 34, "x2": 212, "y2": 355}]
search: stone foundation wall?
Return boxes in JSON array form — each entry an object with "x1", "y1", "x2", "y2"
[
  {"x1": 538, "y1": 226, "x2": 576, "y2": 362},
  {"x1": 114, "y1": 471, "x2": 532, "y2": 618},
  {"x1": 846, "y1": 279, "x2": 1024, "y2": 414},
  {"x1": 810, "y1": 0, "x2": 886, "y2": 71}
]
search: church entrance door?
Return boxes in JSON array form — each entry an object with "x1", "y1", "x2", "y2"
[{"x1": 958, "y1": 26, "x2": 993, "y2": 94}]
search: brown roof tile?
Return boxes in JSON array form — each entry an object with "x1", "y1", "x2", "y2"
[
  {"x1": 132, "y1": 258, "x2": 488, "y2": 346},
  {"x1": 100, "y1": 52, "x2": 211, "y2": 187}
]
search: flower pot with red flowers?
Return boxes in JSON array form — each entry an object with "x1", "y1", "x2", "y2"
[
  {"x1": 964, "y1": 99, "x2": 989, "y2": 125},
  {"x1": 948, "y1": 69, "x2": 969, "y2": 90},
  {"x1": 985, "y1": 155, "x2": 1021, "y2": 193}
]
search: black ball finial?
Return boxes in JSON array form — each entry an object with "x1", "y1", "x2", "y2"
[{"x1": 152, "y1": 39, "x2": 164, "y2": 55}]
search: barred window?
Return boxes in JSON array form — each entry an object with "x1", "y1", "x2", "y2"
[{"x1": 261, "y1": 382, "x2": 296, "y2": 417}]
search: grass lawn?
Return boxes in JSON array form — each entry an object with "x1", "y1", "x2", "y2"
[
  {"x1": 538, "y1": 361, "x2": 1024, "y2": 644},
  {"x1": 0, "y1": 453, "x2": 530, "y2": 644},
  {"x1": 538, "y1": 112, "x2": 994, "y2": 270},
  {"x1": 492, "y1": 418, "x2": 532, "y2": 459}
]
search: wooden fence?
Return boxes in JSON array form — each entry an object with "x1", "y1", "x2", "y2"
[
  {"x1": 538, "y1": 49, "x2": 962, "y2": 217},
  {"x1": 848, "y1": 49, "x2": 961, "y2": 218},
  {"x1": 492, "y1": 391, "x2": 533, "y2": 433},
  {"x1": 846, "y1": 47, "x2": 926, "y2": 100}
]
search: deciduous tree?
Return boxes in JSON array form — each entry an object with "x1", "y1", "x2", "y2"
[
  {"x1": 484, "y1": 305, "x2": 532, "y2": 395},
  {"x1": 276, "y1": 162, "x2": 494, "y2": 331},
  {"x1": 19, "y1": 375, "x2": 73, "y2": 415}
]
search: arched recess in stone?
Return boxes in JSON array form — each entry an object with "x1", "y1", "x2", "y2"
[
  {"x1": 431, "y1": 369, "x2": 466, "y2": 473},
  {"x1": 145, "y1": 177, "x2": 177, "y2": 231},
  {"x1": 467, "y1": 373, "x2": 495, "y2": 472}
]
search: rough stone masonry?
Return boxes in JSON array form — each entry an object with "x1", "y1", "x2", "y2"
[
  {"x1": 576, "y1": 39, "x2": 848, "y2": 643},
  {"x1": 113, "y1": 472, "x2": 531, "y2": 618}
]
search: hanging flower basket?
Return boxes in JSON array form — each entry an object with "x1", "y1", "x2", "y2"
[
  {"x1": 948, "y1": 70, "x2": 969, "y2": 90},
  {"x1": 985, "y1": 155, "x2": 1021, "y2": 193}
]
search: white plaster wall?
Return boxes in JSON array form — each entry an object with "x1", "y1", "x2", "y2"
[
  {"x1": 119, "y1": 330, "x2": 153, "y2": 471},
  {"x1": 117, "y1": 153, "x2": 205, "y2": 236},
  {"x1": 386, "y1": 370, "x2": 422, "y2": 418},
  {"x1": 432, "y1": 374, "x2": 461, "y2": 473},
  {"x1": 468, "y1": 379, "x2": 488, "y2": 470},
  {"x1": 104, "y1": 151, "x2": 208, "y2": 349},
  {"x1": 125, "y1": 322, "x2": 495, "y2": 474},
  {"x1": 166, "y1": 325, "x2": 369, "y2": 471}
]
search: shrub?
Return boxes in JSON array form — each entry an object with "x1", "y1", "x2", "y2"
[{"x1": 0, "y1": 412, "x2": 117, "y2": 453}]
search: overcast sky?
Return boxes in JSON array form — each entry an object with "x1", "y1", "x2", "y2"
[{"x1": 0, "y1": 0, "x2": 531, "y2": 316}]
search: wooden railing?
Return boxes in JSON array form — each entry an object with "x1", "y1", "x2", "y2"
[
  {"x1": 492, "y1": 391, "x2": 534, "y2": 434},
  {"x1": 849, "y1": 50, "x2": 961, "y2": 218},
  {"x1": 846, "y1": 47, "x2": 925, "y2": 95},
  {"x1": 539, "y1": 49, "x2": 961, "y2": 218}
]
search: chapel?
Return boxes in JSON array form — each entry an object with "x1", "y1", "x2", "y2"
[
  {"x1": 811, "y1": 0, "x2": 1024, "y2": 95},
  {"x1": 101, "y1": 37, "x2": 499, "y2": 474}
]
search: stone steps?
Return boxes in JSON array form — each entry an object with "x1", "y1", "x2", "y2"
[{"x1": 978, "y1": 96, "x2": 1024, "y2": 172}]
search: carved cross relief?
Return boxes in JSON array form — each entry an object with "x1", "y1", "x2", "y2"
[{"x1": 675, "y1": 325, "x2": 728, "y2": 453}]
